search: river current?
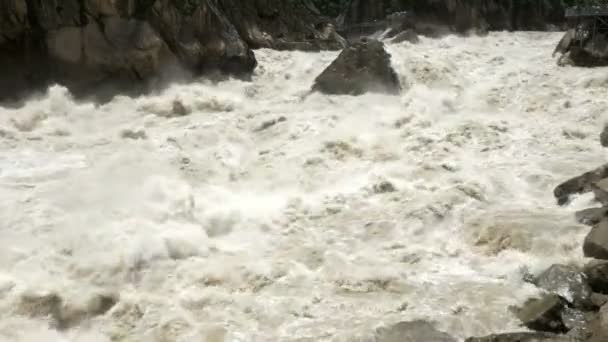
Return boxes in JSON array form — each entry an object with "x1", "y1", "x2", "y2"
[{"x1": 0, "y1": 32, "x2": 606, "y2": 341}]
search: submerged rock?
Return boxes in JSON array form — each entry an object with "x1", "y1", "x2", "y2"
[
  {"x1": 534, "y1": 264, "x2": 592, "y2": 308},
  {"x1": 465, "y1": 332, "x2": 573, "y2": 342},
  {"x1": 17, "y1": 291, "x2": 118, "y2": 329},
  {"x1": 375, "y1": 320, "x2": 456, "y2": 342},
  {"x1": 312, "y1": 39, "x2": 401, "y2": 96},
  {"x1": 554, "y1": 165, "x2": 608, "y2": 205},
  {"x1": 513, "y1": 294, "x2": 566, "y2": 333},
  {"x1": 584, "y1": 220, "x2": 608, "y2": 260}
]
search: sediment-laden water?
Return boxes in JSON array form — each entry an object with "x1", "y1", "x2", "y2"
[{"x1": 0, "y1": 32, "x2": 606, "y2": 341}]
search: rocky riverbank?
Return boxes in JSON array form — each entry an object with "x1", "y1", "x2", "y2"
[
  {"x1": 341, "y1": 0, "x2": 566, "y2": 37},
  {"x1": 0, "y1": 0, "x2": 345, "y2": 102}
]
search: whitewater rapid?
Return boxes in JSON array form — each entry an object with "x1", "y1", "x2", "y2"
[{"x1": 0, "y1": 32, "x2": 606, "y2": 341}]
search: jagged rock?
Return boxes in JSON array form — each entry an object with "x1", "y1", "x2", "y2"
[
  {"x1": 554, "y1": 165, "x2": 608, "y2": 205},
  {"x1": 576, "y1": 207, "x2": 608, "y2": 226},
  {"x1": 584, "y1": 260, "x2": 608, "y2": 294},
  {"x1": 391, "y1": 30, "x2": 419, "y2": 44},
  {"x1": 534, "y1": 264, "x2": 592, "y2": 309},
  {"x1": 374, "y1": 320, "x2": 456, "y2": 342},
  {"x1": 312, "y1": 39, "x2": 400, "y2": 96},
  {"x1": 513, "y1": 294, "x2": 566, "y2": 333},
  {"x1": 601, "y1": 124, "x2": 608, "y2": 148},
  {"x1": 584, "y1": 220, "x2": 608, "y2": 260},
  {"x1": 465, "y1": 332, "x2": 573, "y2": 342},
  {"x1": 561, "y1": 307, "x2": 593, "y2": 340},
  {"x1": 592, "y1": 179, "x2": 608, "y2": 206}
]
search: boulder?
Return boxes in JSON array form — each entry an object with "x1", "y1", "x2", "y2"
[
  {"x1": 534, "y1": 264, "x2": 592, "y2": 309},
  {"x1": 592, "y1": 179, "x2": 608, "y2": 206},
  {"x1": 584, "y1": 260, "x2": 608, "y2": 294},
  {"x1": 312, "y1": 39, "x2": 401, "y2": 96},
  {"x1": 575, "y1": 207, "x2": 608, "y2": 226},
  {"x1": 374, "y1": 320, "x2": 456, "y2": 342},
  {"x1": 554, "y1": 164, "x2": 608, "y2": 205},
  {"x1": 600, "y1": 124, "x2": 608, "y2": 148},
  {"x1": 465, "y1": 332, "x2": 573, "y2": 342},
  {"x1": 513, "y1": 294, "x2": 566, "y2": 333},
  {"x1": 391, "y1": 30, "x2": 419, "y2": 44},
  {"x1": 584, "y1": 220, "x2": 608, "y2": 260}
]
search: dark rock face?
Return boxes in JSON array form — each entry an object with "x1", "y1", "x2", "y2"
[
  {"x1": 465, "y1": 332, "x2": 573, "y2": 342},
  {"x1": 601, "y1": 125, "x2": 608, "y2": 147},
  {"x1": 0, "y1": 0, "x2": 344, "y2": 101},
  {"x1": 585, "y1": 261, "x2": 608, "y2": 294},
  {"x1": 584, "y1": 221, "x2": 608, "y2": 260},
  {"x1": 375, "y1": 320, "x2": 456, "y2": 342},
  {"x1": 553, "y1": 164, "x2": 608, "y2": 205},
  {"x1": 312, "y1": 39, "x2": 400, "y2": 96},
  {"x1": 343, "y1": 0, "x2": 566, "y2": 35},
  {"x1": 534, "y1": 264, "x2": 592, "y2": 309}
]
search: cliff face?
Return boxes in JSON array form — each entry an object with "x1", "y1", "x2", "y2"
[
  {"x1": 344, "y1": 0, "x2": 566, "y2": 33},
  {"x1": 0, "y1": 0, "x2": 344, "y2": 102}
]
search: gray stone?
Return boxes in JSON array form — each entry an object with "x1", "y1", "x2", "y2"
[
  {"x1": 312, "y1": 39, "x2": 401, "y2": 96},
  {"x1": 576, "y1": 207, "x2": 608, "y2": 226},
  {"x1": 592, "y1": 179, "x2": 608, "y2": 206},
  {"x1": 513, "y1": 294, "x2": 566, "y2": 333},
  {"x1": 534, "y1": 264, "x2": 592, "y2": 309},
  {"x1": 375, "y1": 320, "x2": 456, "y2": 342},
  {"x1": 584, "y1": 260, "x2": 608, "y2": 294},
  {"x1": 584, "y1": 221, "x2": 608, "y2": 260}
]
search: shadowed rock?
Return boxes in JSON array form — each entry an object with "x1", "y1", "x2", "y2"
[
  {"x1": 554, "y1": 165, "x2": 608, "y2": 205},
  {"x1": 513, "y1": 294, "x2": 566, "y2": 333},
  {"x1": 585, "y1": 260, "x2": 608, "y2": 294},
  {"x1": 584, "y1": 220, "x2": 608, "y2": 260},
  {"x1": 312, "y1": 39, "x2": 400, "y2": 96}
]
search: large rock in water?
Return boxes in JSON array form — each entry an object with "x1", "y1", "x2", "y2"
[
  {"x1": 312, "y1": 39, "x2": 401, "y2": 95},
  {"x1": 0, "y1": 0, "x2": 345, "y2": 102}
]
